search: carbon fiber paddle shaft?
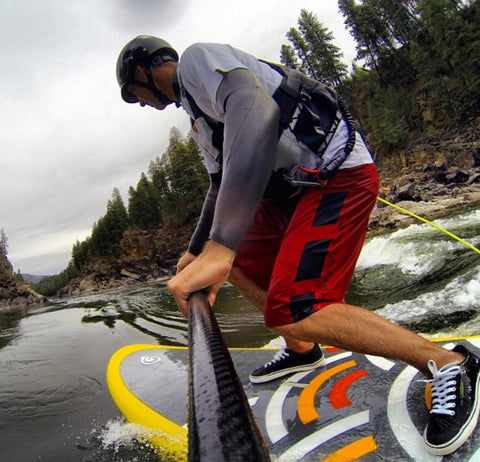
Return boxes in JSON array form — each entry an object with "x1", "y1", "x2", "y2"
[{"x1": 187, "y1": 292, "x2": 271, "y2": 462}]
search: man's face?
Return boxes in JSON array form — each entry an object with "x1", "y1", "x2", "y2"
[{"x1": 127, "y1": 65, "x2": 168, "y2": 110}]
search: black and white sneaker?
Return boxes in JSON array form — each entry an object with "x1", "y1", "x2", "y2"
[
  {"x1": 423, "y1": 345, "x2": 480, "y2": 455},
  {"x1": 249, "y1": 344, "x2": 325, "y2": 384}
]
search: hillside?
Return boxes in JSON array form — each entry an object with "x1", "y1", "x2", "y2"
[
  {"x1": 21, "y1": 274, "x2": 49, "y2": 284},
  {"x1": 369, "y1": 117, "x2": 480, "y2": 231}
]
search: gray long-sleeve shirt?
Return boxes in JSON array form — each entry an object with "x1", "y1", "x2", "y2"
[{"x1": 176, "y1": 43, "x2": 373, "y2": 255}]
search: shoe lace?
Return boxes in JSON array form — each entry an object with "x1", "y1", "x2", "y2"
[
  {"x1": 266, "y1": 349, "x2": 290, "y2": 367},
  {"x1": 421, "y1": 359, "x2": 462, "y2": 416}
]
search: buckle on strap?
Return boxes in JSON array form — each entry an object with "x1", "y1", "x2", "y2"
[{"x1": 283, "y1": 165, "x2": 329, "y2": 189}]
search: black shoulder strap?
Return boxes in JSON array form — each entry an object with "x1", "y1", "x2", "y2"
[
  {"x1": 185, "y1": 91, "x2": 224, "y2": 154},
  {"x1": 260, "y1": 61, "x2": 302, "y2": 133},
  {"x1": 185, "y1": 63, "x2": 356, "y2": 179},
  {"x1": 184, "y1": 91, "x2": 204, "y2": 120},
  {"x1": 260, "y1": 60, "x2": 357, "y2": 178}
]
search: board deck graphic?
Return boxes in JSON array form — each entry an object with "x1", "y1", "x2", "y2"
[{"x1": 107, "y1": 337, "x2": 480, "y2": 461}]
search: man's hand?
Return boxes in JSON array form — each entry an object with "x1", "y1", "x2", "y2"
[
  {"x1": 167, "y1": 240, "x2": 236, "y2": 317},
  {"x1": 176, "y1": 251, "x2": 197, "y2": 274}
]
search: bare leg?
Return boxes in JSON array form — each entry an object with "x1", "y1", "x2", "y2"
[
  {"x1": 272, "y1": 302, "x2": 463, "y2": 377},
  {"x1": 228, "y1": 267, "x2": 315, "y2": 353}
]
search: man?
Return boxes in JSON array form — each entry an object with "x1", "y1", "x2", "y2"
[{"x1": 116, "y1": 35, "x2": 480, "y2": 455}]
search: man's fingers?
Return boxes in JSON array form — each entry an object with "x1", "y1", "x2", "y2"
[{"x1": 206, "y1": 291, "x2": 216, "y2": 308}]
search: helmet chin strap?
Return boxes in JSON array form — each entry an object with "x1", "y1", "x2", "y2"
[{"x1": 143, "y1": 64, "x2": 176, "y2": 106}]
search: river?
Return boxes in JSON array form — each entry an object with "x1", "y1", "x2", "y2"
[{"x1": 1, "y1": 206, "x2": 480, "y2": 462}]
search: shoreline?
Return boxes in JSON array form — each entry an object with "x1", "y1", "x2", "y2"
[{"x1": 368, "y1": 184, "x2": 480, "y2": 237}]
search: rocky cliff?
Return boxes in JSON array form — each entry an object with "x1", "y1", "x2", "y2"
[
  {"x1": 369, "y1": 119, "x2": 480, "y2": 232},
  {"x1": 0, "y1": 252, "x2": 45, "y2": 310}
]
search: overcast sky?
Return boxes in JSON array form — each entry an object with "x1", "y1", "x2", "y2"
[{"x1": 1, "y1": 0, "x2": 356, "y2": 275}]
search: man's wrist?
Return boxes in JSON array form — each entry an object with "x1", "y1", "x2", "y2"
[{"x1": 204, "y1": 239, "x2": 236, "y2": 263}]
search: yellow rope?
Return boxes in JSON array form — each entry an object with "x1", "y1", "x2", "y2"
[{"x1": 377, "y1": 196, "x2": 480, "y2": 256}]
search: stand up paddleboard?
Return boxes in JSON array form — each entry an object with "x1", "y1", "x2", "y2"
[{"x1": 107, "y1": 337, "x2": 480, "y2": 461}]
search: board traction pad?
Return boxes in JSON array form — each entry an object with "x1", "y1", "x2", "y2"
[{"x1": 107, "y1": 337, "x2": 480, "y2": 461}]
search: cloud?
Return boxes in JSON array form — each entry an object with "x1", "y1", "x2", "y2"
[{"x1": 103, "y1": 0, "x2": 190, "y2": 32}]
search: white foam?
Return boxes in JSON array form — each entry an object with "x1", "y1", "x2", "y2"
[
  {"x1": 436, "y1": 208, "x2": 480, "y2": 230},
  {"x1": 357, "y1": 236, "x2": 449, "y2": 276},
  {"x1": 357, "y1": 221, "x2": 467, "y2": 277},
  {"x1": 99, "y1": 418, "x2": 151, "y2": 452},
  {"x1": 377, "y1": 265, "x2": 480, "y2": 323},
  {"x1": 452, "y1": 273, "x2": 480, "y2": 306},
  {"x1": 357, "y1": 235, "x2": 403, "y2": 269}
]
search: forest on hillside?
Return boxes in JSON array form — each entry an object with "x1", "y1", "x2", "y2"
[
  {"x1": 34, "y1": 131, "x2": 209, "y2": 295},
  {"x1": 34, "y1": 0, "x2": 480, "y2": 296},
  {"x1": 282, "y1": 1, "x2": 479, "y2": 152}
]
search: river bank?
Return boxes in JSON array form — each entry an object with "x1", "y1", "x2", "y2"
[
  {"x1": 369, "y1": 183, "x2": 480, "y2": 235},
  {"x1": 369, "y1": 121, "x2": 480, "y2": 233},
  {"x1": 0, "y1": 252, "x2": 45, "y2": 310}
]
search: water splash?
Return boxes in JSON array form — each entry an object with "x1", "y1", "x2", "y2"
[
  {"x1": 87, "y1": 418, "x2": 160, "y2": 462},
  {"x1": 358, "y1": 226, "x2": 459, "y2": 276},
  {"x1": 375, "y1": 265, "x2": 480, "y2": 336},
  {"x1": 358, "y1": 206, "x2": 480, "y2": 276},
  {"x1": 99, "y1": 419, "x2": 150, "y2": 451}
]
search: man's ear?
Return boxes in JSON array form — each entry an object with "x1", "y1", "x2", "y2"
[{"x1": 133, "y1": 63, "x2": 148, "y2": 82}]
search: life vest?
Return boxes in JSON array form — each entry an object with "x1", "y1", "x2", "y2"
[{"x1": 185, "y1": 62, "x2": 356, "y2": 184}]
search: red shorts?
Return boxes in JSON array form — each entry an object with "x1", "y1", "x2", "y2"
[{"x1": 233, "y1": 163, "x2": 379, "y2": 328}]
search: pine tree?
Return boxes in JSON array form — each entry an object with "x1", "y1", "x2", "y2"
[
  {"x1": 280, "y1": 44, "x2": 300, "y2": 69},
  {"x1": 71, "y1": 238, "x2": 91, "y2": 270},
  {"x1": 338, "y1": 0, "x2": 394, "y2": 82},
  {"x1": 282, "y1": 10, "x2": 347, "y2": 86},
  {"x1": 297, "y1": 9, "x2": 347, "y2": 85},
  {"x1": 90, "y1": 189, "x2": 128, "y2": 257},
  {"x1": 162, "y1": 134, "x2": 209, "y2": 229},
  {"x1": 412, "y1": 0, "x2": 480, "y2": 123},
  {"x1": 0, "y1": 228, "x2": 8, "y2": 256},
  {"x1": 128, "y1": 173, "x2": 161, "y2": 229},
  {"x1": 107, "y1": 188, "x2": 129, "y2": 244}
]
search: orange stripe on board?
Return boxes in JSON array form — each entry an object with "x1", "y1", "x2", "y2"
[
  {"x1": 425, "y1": 382, "x2": 432, "y2": 410},
  {"x1": 321, "y1": 435, "x2": 378, "y2": 462},
  {"x1": 298, "y1": 360, "x2": 356, "y2": 425},
  {"x1": 325, "y1": 346, "x2": 341, "y2": 353},
  {"x1": 330, "y1": 369, "x2": 369, "y2": 409}
]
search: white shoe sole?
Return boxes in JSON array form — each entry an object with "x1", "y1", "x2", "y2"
[{"x1": 249, "y1": 356, "x2": 326, "y2": 384}]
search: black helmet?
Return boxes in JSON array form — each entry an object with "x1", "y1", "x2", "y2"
[{"x1": 116, "y1": 35, "x2": 179, "y2": 103}]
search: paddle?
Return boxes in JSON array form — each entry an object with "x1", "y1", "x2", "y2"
[{"x1": 187, "y1": 291, "x2": 271, "y2": 462}]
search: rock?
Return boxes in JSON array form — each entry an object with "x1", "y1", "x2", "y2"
[
  {"x1": 445, "y1": 168, "x2": 470, "y2": 184},
  {"x1": 395, "y1": 181, "x2": 419, "y2": 201},
  {"x1": 368, "y1": 182, "x2": 480, "y2": 236},
  {"x1": 120, "y1": 269, "x2": 140, "y2": 279},
  {"x1": 433, "y1": 157, "x2": 447, "y2": 170},
  {"x1": 467, "y1": 172, "x2": 480, "y2": 185}
]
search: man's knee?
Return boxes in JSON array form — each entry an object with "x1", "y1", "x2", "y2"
[{"x1": 268, "y1": 303, "x2": 343, "y2": 343}]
